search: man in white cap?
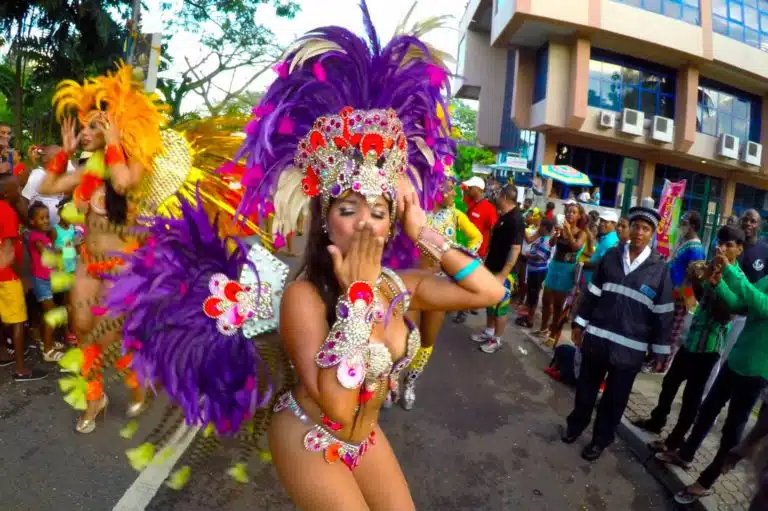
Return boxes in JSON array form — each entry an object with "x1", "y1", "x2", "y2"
[{"x1": 582, "y1": 210, "x2": 620, "y2": 284}]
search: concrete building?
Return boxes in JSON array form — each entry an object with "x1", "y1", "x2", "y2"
[{"x1": 455, "y1": 0, "x2": 768, "y2": 223}]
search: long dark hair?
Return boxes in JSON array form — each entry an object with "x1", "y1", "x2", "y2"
[
  {"x1": 292, "y1": 197, "x2": 340, "y2": 326},
  {"x1": 105, "y1": 179, "x2": 128, "y2": 225}
]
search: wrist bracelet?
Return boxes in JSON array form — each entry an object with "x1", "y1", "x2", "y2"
[
  {"x1": 416, "y1": 226, "x2": 452, "y2": 264},
  {"x1": 453, "y1": 259, "x2": 480, "y2": 282},
  {"x1": 105, "y1": 144, "x2": 126, "y2": 167},
  {"x1": 46, "y1": 150, "x2": 70, "y2": 175},
  {"x1": 315, "y1": 282, "x2": 375, "y2": 390}
]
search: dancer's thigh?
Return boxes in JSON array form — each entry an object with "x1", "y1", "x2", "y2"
[
  {"x1": 353, "y1": 426, "x2": 415, "y2": 511},
  {"x1": 268, "y1": 411, "x2": 369, "y2": 511},
  {"x1": 420, "y1": 310, "x2": 446, "y2": 348},
  {"x1": 71, "y1": 266, "x2": 102, "y2": 335}
]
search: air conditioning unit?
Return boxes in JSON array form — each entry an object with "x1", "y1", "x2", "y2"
[
  {"x1": 741, "y1": 141, "x2": 763, "y2": 166},
  {"x1": 598, "y1": 111, "x2": 616, "y2": 129},
  {"x1": 651, "y1": 116, "x2": 674, "y2": 143},
  {"x1": 717, "y1": 133, "x2": 740, "y2": 160},
  {"x1": 620, "y1": 108, "x2": 644, "y2": 136}
]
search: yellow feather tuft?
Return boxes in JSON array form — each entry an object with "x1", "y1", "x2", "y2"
[{"x1": 288, "y1": 38, "x2": 345, "y2": 73}]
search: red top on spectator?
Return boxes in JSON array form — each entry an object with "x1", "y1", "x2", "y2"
[
  {"x1": 465, "y1": 197, "x2": 498, "y2": 257},
  {"x1": 0, "y1": 199, "x2": 22, "y2": 281}
]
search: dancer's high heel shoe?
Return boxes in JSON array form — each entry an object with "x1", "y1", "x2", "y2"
[
  {"x1": 125, "y1": 400, "x2": 149, "y2": 418},
  {"x1": 75, "y1": 394, "x2": 109, "y2": 434}
]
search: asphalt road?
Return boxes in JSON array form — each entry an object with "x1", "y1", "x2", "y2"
[{"x1": 0, "y1": 309, "x2": 677, "y2": 511}]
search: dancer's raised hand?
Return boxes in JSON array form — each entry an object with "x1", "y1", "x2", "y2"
[{"x1": 327, "y1": 221, "x2": 384, "y2": 289}]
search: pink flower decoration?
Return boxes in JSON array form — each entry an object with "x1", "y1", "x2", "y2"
[
  {"x1": 426, "y1": 64, "x2": 447, "y2": 87},
  {"x1": 277, "y1": 116, "x2": 295, "y2": 135},
  {"x1": 244, "y1": 118, "x2": 259, "y2": 136},
  {"x1": 425, "y1": 135, "x2": 436, "y2": 147},
  {"x1": 434, "y1": 158, "x2": 444, "y2": 173},
  {"x1": 273, "y1": 61, "x2": 289, "y2": 79},
  {"x1": 444, "y1": 154, "x2": 454, "y2": 166},
  {"x1": 273, "y1": 232, "x2": 286, "y2": 250},
  {"x1": 313, "y1": 61, "x2": 327, "y2": 82},
  {"x1": 253, "y1": 103, "x2": 275, "y2": 118},
  {"x1": 242, "y1": 164, "x2": 264, "y2": 187}
]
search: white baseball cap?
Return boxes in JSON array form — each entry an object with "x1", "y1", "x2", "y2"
[
  {"x1": 599, "y1": 211, "x2": 619, "y2": 223},
  {"x1": 462, "y1": 176, "x2": 485, "y2": 190}
]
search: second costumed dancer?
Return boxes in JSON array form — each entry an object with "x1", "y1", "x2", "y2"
[{"x1": 101, "y1": 3, "x2": 507, "y2": 509}]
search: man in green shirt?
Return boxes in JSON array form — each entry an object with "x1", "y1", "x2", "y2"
[
  {"x1": 633, "y1": 226, "x2": 742, "y2": 452},
  {"x1": 658, "y1": 228, "x2": 768, "y2": 505}
]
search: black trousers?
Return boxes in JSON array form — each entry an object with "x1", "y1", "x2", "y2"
[
  {"x1": 646, "y1": 348, "x2": 720, "y2": 450},
  {"x1": 678, "y1": 364, "x2": 766, "y2": 489},
  {"x1": 525, "y1": 270, "x2": 546, "y2": 310},
  {"x1": 566, "y1": 339, "x2": 639, "y2": 448}
]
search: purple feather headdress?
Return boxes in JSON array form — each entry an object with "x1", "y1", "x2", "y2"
[
  {"x1": 104, "y1": 195, "x2": 273, "y2": 436},
  {"x1": 234, "y1": 1, "x2": 456, "y2": 268}
]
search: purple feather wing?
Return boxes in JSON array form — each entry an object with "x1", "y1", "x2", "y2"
[{"x1": 104, "y1": 194, "x2": 274, "y2": 436}]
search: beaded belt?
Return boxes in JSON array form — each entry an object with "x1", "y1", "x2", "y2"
[{"x1": 273, "y1": 391, "x2": 376, "y2": 470}]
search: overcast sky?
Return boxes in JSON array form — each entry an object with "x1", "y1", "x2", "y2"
[{"x1": 142, "y1": 0, "x2": 469, "y2": 114}]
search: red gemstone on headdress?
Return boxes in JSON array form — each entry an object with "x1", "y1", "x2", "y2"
[
  {"x1": 203, "y1": 297, "x2": 224, "y2": 318},
  {"x1": 333, "y1": 136, "x2": 348, "y2": 149},
  {"x1": 361, "y1": 133, "x2": 384, "y2": 156},
  {"x1": 348, "y1": 282, "x2": 374, "y2": 305}
]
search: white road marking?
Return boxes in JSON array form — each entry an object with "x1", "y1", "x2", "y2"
[{"x1": 113, "y1": 423, "x2": 200, "y2": 511}]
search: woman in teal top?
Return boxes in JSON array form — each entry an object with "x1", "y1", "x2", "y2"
[{"x1": 52, "y1": 203, "x2": 77, "y2": 274}]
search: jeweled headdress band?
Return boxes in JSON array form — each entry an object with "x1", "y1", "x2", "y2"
[{"x1": 296, "y1": 107, "x2": 406, "y2": 222}]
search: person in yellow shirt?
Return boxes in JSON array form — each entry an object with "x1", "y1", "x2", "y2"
[{"x1": 391, "y1": 169, "x2": 482, "y2": 410}]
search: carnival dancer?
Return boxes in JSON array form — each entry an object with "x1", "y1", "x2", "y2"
[
  {"x1": 395, "y1": 167, "x2": 482, "y2": 410},
  {"x1": 562, "y1": 206, "x2": 674, "y2": 461},
  {"x1": 229, "y1": 5, "x2": 506, "y2": 508}
]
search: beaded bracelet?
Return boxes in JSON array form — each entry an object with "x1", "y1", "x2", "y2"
[{"x1": 46, "y1": 150, "x2": 70, "y2": 175}]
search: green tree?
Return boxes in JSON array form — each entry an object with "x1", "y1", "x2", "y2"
[
  {"x1": 157, "y1": 0, "x2": 298, "y2": 122},
  {"x1": 454, "y1": 144, "x2": 495, "y2": 181},
  {"x1": 449, "y1": 98, "x2": 477, "y2": 143}
]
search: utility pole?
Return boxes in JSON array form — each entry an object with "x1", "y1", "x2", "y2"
[{"x1": 126, "y1": 0, "x2": 141, "y2": 65}]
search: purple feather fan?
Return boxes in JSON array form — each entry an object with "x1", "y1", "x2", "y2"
[
  {"x1": 234, "y1": 0, "x2": 455, "y2": 269},
  {"x1": 104, "y1": 194, "x2": 272, "y2": 436}
]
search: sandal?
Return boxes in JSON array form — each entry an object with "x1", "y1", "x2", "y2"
[
  {"x1": 40, "y1": 341, "x2": 65, "y2": 351},
  {"x1": 543, "y1": 336, "x2": 557, "y2": 348},
  {"x1": 674, "y1": 488, "x2": 712, "y2": 505},
  {"x1": 654, "y1": 450, "x2": 691, "y2": 470},
  {"x1": 43, "y1": 349, "x2": 64, "y2": 363}
]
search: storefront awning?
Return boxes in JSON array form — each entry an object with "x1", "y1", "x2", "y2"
[{"x1": 539, "y1": 165, "x2": 592, "y2": 186}]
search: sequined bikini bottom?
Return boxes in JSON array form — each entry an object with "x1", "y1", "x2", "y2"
[{"x1": 273, "y1": 391, "x2": 376, "y2": 470}]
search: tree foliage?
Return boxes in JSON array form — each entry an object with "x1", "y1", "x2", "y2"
[
  {"x1": 449, "y1": 98, "x2": 477, "y2": 143},
  {"x1": 454, "y1": 144, "x2": 495, "y2": 181},
  {"x1": 157, "y1": 0, "x2": 298, "y2": 122},
  {"x1": 0, "y1": 1, "x2": 129, "y2": 150}
]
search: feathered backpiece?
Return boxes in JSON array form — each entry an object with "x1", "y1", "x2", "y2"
[
  {"x1": 53, "y1": 63, "x2": 168, "y2": 171},
  {"x1": 103, "y1": 193, "x2": 287, "y2": 436},
  {"x1": 234, "y1": 0, "x2": 455, "y2": 242}
]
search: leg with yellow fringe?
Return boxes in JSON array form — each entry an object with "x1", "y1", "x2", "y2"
[{"x1": 401, "y1": 310, "x2": 443, "y2": 411}]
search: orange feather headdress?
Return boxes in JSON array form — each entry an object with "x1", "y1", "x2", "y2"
[{"x1": 52, "y1": 63, "x2": 169, "y2": 171}]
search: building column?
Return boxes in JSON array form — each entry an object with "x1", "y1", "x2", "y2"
[
  {"x1": 511, "y1": 48, "x2": 534, "y2": 129},
  {"x1": 566, "y1": 37, "x2": 590, "y2": 130},
  {"x1": 539, "y1": 134, "x2": 558, "y2": 198},
  {"x1": 720, "y1": 177, "x2": 736, "y2": 219},
  {"x1": 638, "y1": 159, "x2": 656, "y2": 203},
  {"x1": 701, "y1": 0, "x2": 713, "y2": 59},
  {"x1": 674, "y1": 65, "x2": 699, "y2": 153}
]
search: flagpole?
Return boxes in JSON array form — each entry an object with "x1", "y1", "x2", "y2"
[{"x1": 126, "y1": 0, "x2": 141, "y2": 65}]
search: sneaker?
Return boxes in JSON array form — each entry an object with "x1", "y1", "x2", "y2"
[
  {"x1": 401, "y1": 383, "x2": 416, "y2": 411},
  {"x1": 480, "y1": 338, "x2": 503, "y2": 354},
  {"x1": 470, "y1": 331, "x2": 492, "y2": 343},
  {"x1": 43, "y1": 349, "x2": 64, "y2": 363},
  {"x1": 13, "y1": 369, "x2": 48, "y2": 382}
]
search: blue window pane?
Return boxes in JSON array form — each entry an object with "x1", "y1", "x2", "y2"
[
  {"x1": 622, "y1": 87, "x2": 640, "y2": 110},
  {"x1": 602, "y1": 80, "x2": 623, "y2": 110},
  {"x1": 718, "y1": 113, "x2": 733, "y2": 135},
  {"x1": 683, "y1": 5, "x2": 700, "y2": 23},
  {"x1": 745, "y1": 6, "x2": 760, "y2": 28},
  {"x1": 713, "y1": 0, "x2": 728, "y2": 16},
  {"x1": 761, "y1": 1, "x2": 768, "y2": 11},
  {"x1": 733, "y1": 118, "x2": 749, "y2": 140},
  {"x1": 745, "y1": 0, "x2": 757, "y2": 6},
  {"x1": 588, "y1": 78, "x2": 602, "y2": 108},
  {"x1": 602, "y1": 62, "x2": 622, "y2": 83},
  {"x1": 683, "y1": 0, "x2": 699, "y2": 5},
  {"x1": 713, "y1": 15, "x2": 729, "y2": 34},
  {"x1": 761, "y1": 13, "x2": 768, "y2": 30},
  {"x1": 746, "y1": 27, "x2": 761, "y2": 46},
  {"x1": 623, "y1": 67, "x2": 640, "y2": 86},
  {"x1": 729, "y1": 22, "x2": 745, "y2": 41},
  {"x1": 733, "y1": 98, "x2": 749, "y2": 119},
  {"x1": 645, "y1": 0, "x2": 663, "y2": 13},
  {"x1": 663, "y1": 0, "x2": 682, "y2": 17},
  {"x1": 718, "y1": 92, "x2": 734, "y2": 113},
  {"x1": 729, "y1": 1, "x2": 743, "y2": 22},
  {"x1": 660, "y1": 94, "x2": 675, "y2": 117}
]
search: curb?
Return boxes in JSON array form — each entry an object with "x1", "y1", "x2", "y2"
[{"x1": 516, "y1": 328, "x2": 719, "y2": 511}]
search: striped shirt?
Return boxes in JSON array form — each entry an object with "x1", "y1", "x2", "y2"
[{"x1": 527, "y1": 235, "x2": 552, "y2": 273}]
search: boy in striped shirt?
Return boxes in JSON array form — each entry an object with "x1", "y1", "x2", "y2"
[{"x1": 516, "y1": 218, "x2": 554, "y2": 328}]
